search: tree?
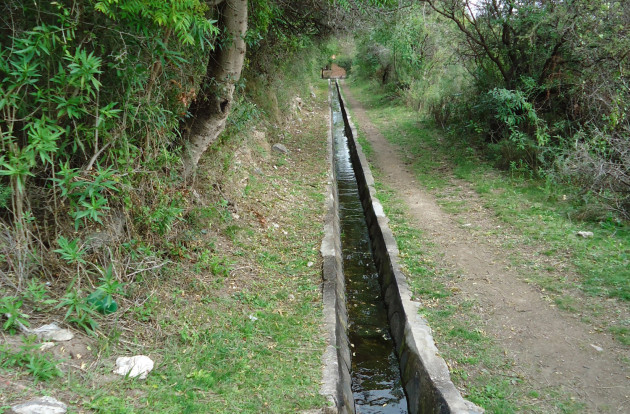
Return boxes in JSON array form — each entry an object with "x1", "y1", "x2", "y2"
[{"x1": 183, "y1": 0, "x2": 248, "y2": 177}]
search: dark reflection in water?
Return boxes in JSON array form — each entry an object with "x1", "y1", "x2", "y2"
[{"x1": 332, "y1": 86, "x2": 408, "y2": 413}]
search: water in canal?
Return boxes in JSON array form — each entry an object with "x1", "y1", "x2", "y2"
[{"x1": 331, "y1": 85, "x2": 408, "y2": 413}]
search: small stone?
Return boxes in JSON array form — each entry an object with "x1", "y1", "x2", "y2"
[
  {"x1": 307, "y1": 261, "x2": 314, "y2": 267},
  {"x1": 462, "y1": 223, "x2": 472, "y2": 227},
  {"x1": 590, "y1": 344, "x2": 603, "y2": 352},
  {"x1": 113, "y1": 355, "x2": 154, "y2": 379},
  {"x1": 576, "y1": 231, "x2": 594, "y2": 238},
  {"x1": 232, "y1": 213, "x2": 240, "y2": 220},
  {"x1": 31, "y1": 323, "x2": 74, "y2": 342},
  {"x1": 271, "y1": 143, "x2": 288, "y2": 154},
  {"x1": 12, "y1": 396, "x2": 67, "y2": 414}
]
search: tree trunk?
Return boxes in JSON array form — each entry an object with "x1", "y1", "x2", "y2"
[{"x1": 182, "y1": 0, "x2": 248, "y2": 178}]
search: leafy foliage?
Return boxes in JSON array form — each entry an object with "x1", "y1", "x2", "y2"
[
  {"x1": 56, "y1": 290, "x2": 99, "y2": 336},
  {"x1": 94, "y1": 0, "x2": 217, "y2": 47},
  {"x1": 353, "y1": 0, "x2": 630, "y2": 218},
  {"x1": 0, "y1": 0, "x2": 215, "y2": 284},
  {"x1": 0, "y1": 296, "x2": 29, "y2": 333}
]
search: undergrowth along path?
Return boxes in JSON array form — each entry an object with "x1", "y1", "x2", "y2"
[{"x1": 341, "y1": 81, "x2": 630, "y2": 413}]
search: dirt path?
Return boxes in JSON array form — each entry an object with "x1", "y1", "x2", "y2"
[{"x1": 341, "y1": 83, "x2": 630, "y2": 413}]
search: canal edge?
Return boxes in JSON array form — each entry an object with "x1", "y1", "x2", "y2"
[{"x1": 320, "y1": 79, "x2": 355, "y2": 413}]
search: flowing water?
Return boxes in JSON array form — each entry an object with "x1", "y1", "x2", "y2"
[{"x1": 331, "y1": 85, "x2": 408, "y2": 413}]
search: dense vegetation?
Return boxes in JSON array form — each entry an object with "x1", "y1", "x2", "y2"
[
  {"x1": 351, "y1": 0, "x2": 630, "y2": 220},
  {"x1": 0, "y1": 0, "x2": 363, "y2": 335}
]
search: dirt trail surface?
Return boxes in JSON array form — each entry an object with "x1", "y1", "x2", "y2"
[{"x1": 341, "y1": 83, "x2": 630, "y2": 412}]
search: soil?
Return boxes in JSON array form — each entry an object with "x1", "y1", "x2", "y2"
[{"x1": 341, "y1": 82, "x2": 630, "y2": 413}]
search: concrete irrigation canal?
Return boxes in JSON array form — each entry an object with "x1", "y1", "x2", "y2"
[
  {"x1": 320, "y1": 80, "x2": 483, "y2": 414},
  {"x1": 332, "y1": 81, "x2": 407, "y2": 413}
]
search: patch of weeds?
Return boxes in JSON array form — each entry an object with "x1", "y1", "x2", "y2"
[
  {"x1": 355, "y1": 129, "x2": 374, "y2": 158},
  {"x1": 468, "y1": 379, "x2": 519, "y2": 413},
  {"x1": 550, "y1": 392, "x2": 587, "y2": 413},
  {"x1": 56, "y1": 289, "x2": 99, "y2": 336},
  {"x1": 0, "y1": 344, "x2": 61, "y2": 383},
  {"x1": 96, "y1": 327, "x2": 121, "y2": 357},
  {"x1": 186, "y1": 205, "x2": 220, "y2": 229},
  {"x1": 609, "y1": 324, "x2": 630, "y2": 346},
  {"x1": 257, "y1": 251, "x2": 281, "y2": 271},
  {"x1": 132, "y1": 296, "x2": 160, "y2": 322},
  {"x1": 554, "y1": 295, "x2": 578, "y2": 312},
  {"x1": 194, "y1": 249, "x2": 233, "y2": 277},
  {"x1": 23, "y1": 279, "x2": 58, "y2": 311},
  {"x1": 0, "y1": 296, "x2": 29, "y2": 333},
  {"x1": 121, "y1": 239, "x2": 159, "y2": 263},
  {"x1": 88, "y1": 395, "x2": 137, "y2": 413},
  {"x1": 225, "y1": 224, "x2": 240, "y2": 241},
  {"x1": 440, "y1": 199, "x2": 467, "y2": 215},
  {"x1": 54, "y1": 236, "x2": 87, "y2": 265},
  {"x1": 137, "y1": 187, "x2": 185, "y2": 236}
]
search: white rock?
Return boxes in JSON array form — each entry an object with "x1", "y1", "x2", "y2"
[
  {"x1": 307, "y1": 261, "x2": 314, "y2": 267},
  {"x1": 590, "y1": 344, "x2": 604, "y2": 352},
  {"x1": 113, "y1": 355, "x2": 154, "y2": 379},
  {"x1": 576, "y1": 231, "x2": 594, "y2": 238},
  {"x1": 12, "y1": 396, "x2": 67, "y2": 414},
  {"x1": 31, "y1": 323, "x2": 74, "y2": 342}
]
